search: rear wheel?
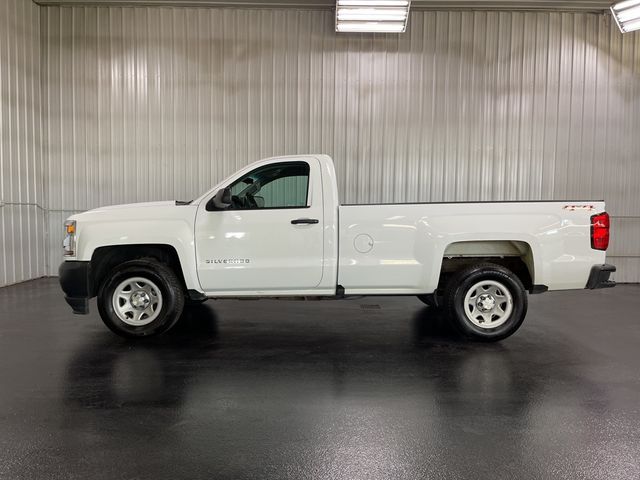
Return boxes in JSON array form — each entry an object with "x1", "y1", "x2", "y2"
[
  {"x1": 97, "y1": 258, "x2": 185, "y2": 338},
  {"x1": 444, "y1": 263, "x2": 527, "y2": 342}
]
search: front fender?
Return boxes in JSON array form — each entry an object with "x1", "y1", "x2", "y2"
[{"x1": 75, "y1": 218, "x2": 200, "y2": 291}]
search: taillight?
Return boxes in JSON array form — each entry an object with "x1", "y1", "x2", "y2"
[{"x1": 590, "y1": 212, "x2": 610, "y2": 251}]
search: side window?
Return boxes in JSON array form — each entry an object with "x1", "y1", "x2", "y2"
[{"x1": 227, "y1": 162, "x2": 310, "y2": 210}]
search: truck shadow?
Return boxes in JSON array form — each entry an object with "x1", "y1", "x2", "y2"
[
  {"x1": 158, "y1": 303, "x2": 459, "y2": 345},
  {"x1": 412, "y1": 306, "x2": 462, "y2": 343},
  {"x1": 168, "y1": 303, "x2": 220, "y2": 341}
]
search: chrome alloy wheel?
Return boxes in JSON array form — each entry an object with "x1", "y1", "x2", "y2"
[
  {"x1": 463, "y1": 280, "x2": 513, "y2": 329},
  {"x1": 111, "y1": 277, "x2": 163, "y2": 326}
]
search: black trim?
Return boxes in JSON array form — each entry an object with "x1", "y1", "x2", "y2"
[
  {"x1": 65, "y1": 297, "x2": 89, "y2": 315},
  {"x1": 207, "y1": 204, "x2": 311, "y2": 212},
  {"x1": 291, "y1": 218, "x2": 319, "y2": 225},
  {"x1": 420, "y1": 293, "x2": 440, "y2": 307},
  {"x1": 187, "y1": 289, "x2": 208, "y2": 302},
  {"x1": 529, "y1": 284, "x2": 549, "y2": 294},
  {"x1": 585, "y1": 264, "x2": 616, "y2": 289},
  {"x1": 59, "y1": 261, "x2": 92, "y2": 314},
  {"x1": 336, "y1": 285, "x2": 345, "y2": 298}
]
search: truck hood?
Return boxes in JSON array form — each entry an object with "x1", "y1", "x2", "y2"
[
  {"x1": 69, "y1": 200, "x2": 197, "y2": 223},
  {"x1": 90, "y1": 200, "x2": 179, "y2": 212}
]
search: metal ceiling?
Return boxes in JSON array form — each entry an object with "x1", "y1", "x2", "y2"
[{"x1": 34, "y1": 0, "x2": 615, "y2": 12}]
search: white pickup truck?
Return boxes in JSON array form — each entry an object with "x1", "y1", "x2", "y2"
[{"x1": 59, "y1": 154, "x2": 615, "y2": 341}]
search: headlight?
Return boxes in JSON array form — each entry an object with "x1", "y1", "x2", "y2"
[{"x1": 63, "y1": 220, "x2": 76, "y2": 257}]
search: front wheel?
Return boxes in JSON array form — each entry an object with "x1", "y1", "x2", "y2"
[
  {"x1": 444, "y1": 263, "x2": 527, "y2": 342},
  {"x1": 97, "y1": 258, "x2": 185, "y2": 338}
]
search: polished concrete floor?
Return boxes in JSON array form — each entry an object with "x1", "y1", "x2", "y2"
[{"x1": 0, "y1": 278, "x2": 638, "y2": 479}]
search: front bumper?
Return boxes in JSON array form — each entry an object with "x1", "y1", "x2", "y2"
[
  {"x1": 585, "y1": 264, "x2": 616, "y2": 289},
  {"x1": 59, "y1": 261, "x2": 92, "y2": 314}
]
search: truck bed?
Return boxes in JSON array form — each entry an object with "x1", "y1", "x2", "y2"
[{"x1": 337, "y1": 201, "x2": 606, "y2": 295}]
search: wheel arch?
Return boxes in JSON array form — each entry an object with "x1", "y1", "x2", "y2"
[
  {"x1": 89, "y1": 244, "x2": 188, "y2": 297},
  {"x1": 437, "y1": 240, "x2": 536, "y2": 292}
]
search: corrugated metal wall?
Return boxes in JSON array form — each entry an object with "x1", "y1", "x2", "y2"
[
  {"x1": 0, "y1": 0, "x2": 46, "y2": 287},
  {"x1": 41, "y1": 6, "x2": 640, "y2": 281}
]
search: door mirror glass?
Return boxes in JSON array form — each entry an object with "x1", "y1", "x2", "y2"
[{"x1": 208, "y1": 187, "x2": 232, "y2": 211}]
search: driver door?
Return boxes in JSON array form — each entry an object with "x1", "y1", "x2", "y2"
[{"x1": 195, "y1": 157, "x2": 325, "y2": 293}]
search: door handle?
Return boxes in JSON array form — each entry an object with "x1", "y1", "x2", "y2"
[{"x1": 291, "y1": 218, "x2": 319, "y2": 225}]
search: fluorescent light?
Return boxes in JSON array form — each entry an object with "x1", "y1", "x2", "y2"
[
  {"x1": 338, "y1": 0, "x2": 408, "y2": 5},
  {"x1": 617, "y1": 5, "x2": 640, "y2": 21},
  {"x1": 338, "y1": 14, "x2": 408, "y2": 21},
  {"x1": 338, "y1": 7, "x2": 408, "y2": 16},
  {"x1": 336, "y1": 22, "x2": 406, "y2": 32},
  {"x1": 337, "y1": 10, "x2": 408, "y2": 21},
  {"x1": 336, "y1": 0, "x2": 410, "y2": 33},
  {"x1": 611, "y1": 0, "x2": 640, "y2": 33},
  {"x1": 611, "y1": 0, "x2": 640, "y2": 10},
  {"x1": 621, "y1": 17, "x2": 640, "y2": 31}
]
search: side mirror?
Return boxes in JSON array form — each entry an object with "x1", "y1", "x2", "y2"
[{"x1": 207, "y1": 187, "x2": 232, "y2": 211}]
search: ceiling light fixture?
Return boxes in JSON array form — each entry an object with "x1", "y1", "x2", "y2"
[
  {"x1": 611, "y1": 0, "x2": 640, "y2": 33},
  {"x1": 335, "y1": 0, "x2": 411, "y2": 33}
]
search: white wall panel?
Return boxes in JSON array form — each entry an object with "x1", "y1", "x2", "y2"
[
  {"x1": 41, "y1": 7, "x2": 640, "y2": 281},
  {"x1": 0, "y1": 0, "x2": 46, "y2": 287}
]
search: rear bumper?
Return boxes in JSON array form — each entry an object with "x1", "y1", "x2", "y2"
[
  {"x1": 585, "y1": 264, "x2": 616, "y2": 289},
  {"x1": 59, "y1": 261, "x2": 92, "y2": 314}
]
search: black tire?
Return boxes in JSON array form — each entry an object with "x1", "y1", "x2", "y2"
[
  {"x1": 97, "y1": 258, "x2": 185, "y2": 338},
  {"x1": 444, "y1": 263, "x2": 527, "y2": 342}
]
